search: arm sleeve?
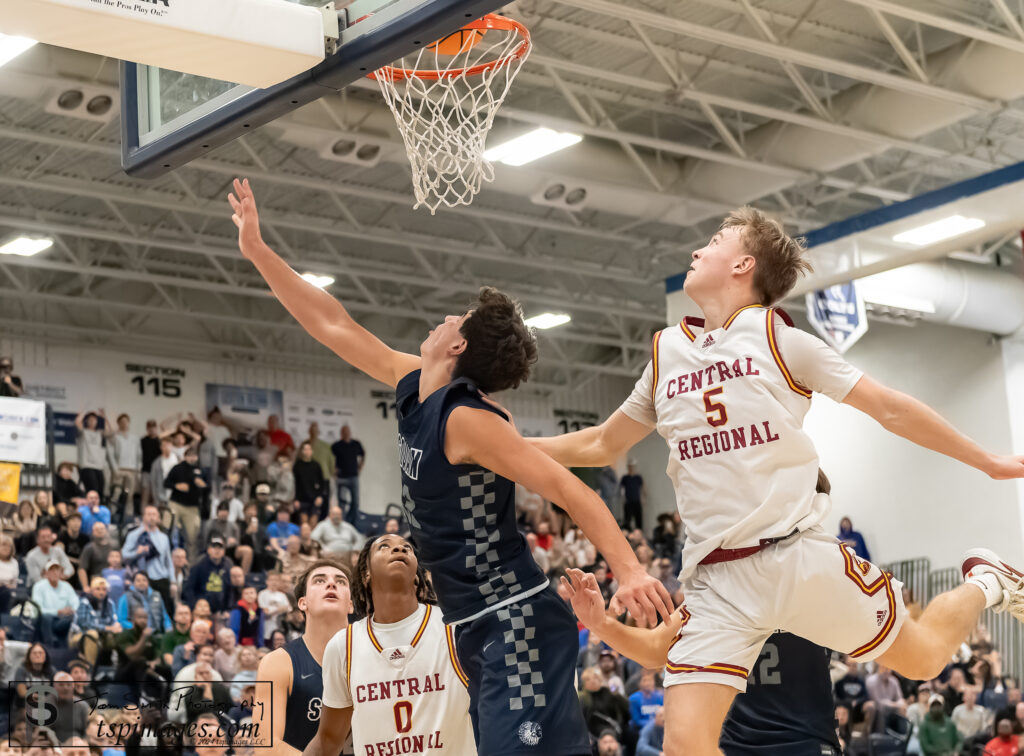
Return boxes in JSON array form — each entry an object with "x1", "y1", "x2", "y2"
[
  {"x1": 321, "y1": 631, "x2": 353, "y2": 709},
  {"x1": 773, "y1": 325, "x2": 863, "y2": 403},
  {"x1": 617, "y1": 361, "x2": 657, "y2": 428}
]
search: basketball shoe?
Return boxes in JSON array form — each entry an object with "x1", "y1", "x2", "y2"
[{"x1": 961, "y1": 548, "x2": 1024, "y2": 619}]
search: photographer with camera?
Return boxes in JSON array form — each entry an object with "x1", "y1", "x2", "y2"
[{"x1": 0, "y1": 357, "x2": 23, "y2": 398}]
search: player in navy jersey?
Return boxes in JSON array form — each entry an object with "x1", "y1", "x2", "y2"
[
  {"x1": 229, "y1": 178, "x2": 673, "y2": 755},
  {"x1": 253, "y1": 559, "x2": 353, "y2": 755}
]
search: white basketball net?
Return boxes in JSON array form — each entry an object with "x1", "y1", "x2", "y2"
[{"x1": 373, "y1": 19, "x2": 531, "y2": 213}]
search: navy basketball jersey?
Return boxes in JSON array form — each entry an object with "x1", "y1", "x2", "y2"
[
  {"x1": 283, "y1": 637, "x2": 324, "y2": 752},
  {"x1": 395, "y1": 370, "x2": 547, "y2": 624},
  {"x1": 720, "y1": 632, "x2": 841, "y2": 756}
]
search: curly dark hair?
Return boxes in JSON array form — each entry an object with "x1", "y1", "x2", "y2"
[
  {"x1": 452, "y1": 287, "x2": 538, "y2": 394},
  {"x1": 352, "y1": 536, "x2": 435, "y2": 619}
]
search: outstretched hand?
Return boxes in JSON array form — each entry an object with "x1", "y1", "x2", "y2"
[
  {"x1": 558, "y1": 568, "x2": 608, "y2": 630},
  {"x1": 610, "y1": 568, "x2": 676, "y2": 628},
  {"x1": 987, "y1": 454, "x2": 1024, "y2": 480},
  {"x1": 227, "y1": 178, "x2": 264, "y2": 258}
]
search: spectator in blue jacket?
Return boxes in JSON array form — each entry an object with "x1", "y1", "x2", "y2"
[
  {"x1": 78, "y1": 491, "x2": 111, "y2": 539},
  {"x1": 636, "y1": 707, "x2": 665, "y2": 756},
  {"x1": 266, "y1": 506, "x2": 300, "y2": 555},
  {"x1": 838, "y1": 517, "x2": 871, "y2": 561},
  {"x1": 116, "y1": 571, "x2": 170, "y2": 631},
  {"x1": 629, "y1": 671, "x2": 664, "y2": 732}
]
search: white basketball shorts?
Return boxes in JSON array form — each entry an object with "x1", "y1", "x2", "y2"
[{"x1": 665, "y1": 528, "x2": 907, "y2": 692}]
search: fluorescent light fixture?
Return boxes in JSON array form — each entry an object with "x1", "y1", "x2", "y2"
[
  {"x1": 892, "y1": 215, "x2": 986, "y2": 246},
  {"x1": 0, "y1": 236, "x2": 53, "y2": 257},
  {"x1": 524, "y1": 312, "x2": 571, "y2": 330},
  {"x1": 484, "y1": 128, "x2": 582, "y2": 167},
  {"x1": 300, "y1": 272, "x2": 335, "y2": 288},
  {"x1": 0, "y1": 34, "x2": 37, "y2": 68}
]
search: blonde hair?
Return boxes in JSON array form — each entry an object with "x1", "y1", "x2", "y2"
[
  {"x1": 90, "y1": 576, "x2": 108, "y2": 590},
  {"x1": 721, "y1": 207, "x2": 811, "y2": 305}
]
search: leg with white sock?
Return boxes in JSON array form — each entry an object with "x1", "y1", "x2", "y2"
[{"x1": 878, "y1": 548, "x2": 1022, "y2": 681}]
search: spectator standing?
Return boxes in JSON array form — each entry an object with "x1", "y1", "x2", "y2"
[
  {"x1": 269, "y1": 450, "x2": 295, "y2": 510},
  {"x1": 74, "y1": 410, "x2": 107, "y2": 496},
  {"x1": 292, "y1": 441, "x2": 327, "y2": 524},
  {"x1": 164, "y1": 446, "x2": 207, "y2": 560},
  {"x1": 200, "y1": 408, "x2": 234, "y2": 492},
  {"x1": 210, "y1": 483, "x2": 244, "y2": 523},
  {"x1": 985, "y1": 719, "x2": 1020, "y2": 756},
  {"x1": 184, "y1": 538, "x2": 234, "y2": 614},
  {"x1": 170, "y1": 547, "x2": 189, "y2": 606},
  {"x1": 305, "y1": 422, "x2": 335, "y2": 481},
  {"x1": 310, "y1": 505, "x2": 363, "y2": 555},
  {"x1": 266, "y1": 414, "x2": 294, "y2": 455},
  {"x1": 0, "y1": 357, "x2": 23, "y2": 397},
  {"x1": 122, "y1": 504, "x2": 175, "y2": 612},
  {"x1": 636, "y1": 707, "x2": 665, "y2": 756},
  {"x1": 629, "y1": 671, "x2": 664, "y2": 732},
  {"x1": 32, "y1": 559, "x2": 78, "y2": 645},
  {"x1": 107, "y1": 413, "x2": 141, "y2": 523},
  {"x1": 77, "y1": 522, "x2": 114, "y2": 590},
  {"x1": 919, "y1": 695, "x2": 961, "y2": 756},
  {"x1": 331, "y1": 424, "x2": 364, "y2": 526},
  {"x1": 150, "y1": 438, "x2": 179, "y2": 508},
  {"x1": 24, "y1": 526, "x2": 73, "y2": 584},
  {"x1": 838, "y1": 517, "x2": 871, "y2": 561},
  {"x1": 238, "y1": 503, "x2": 273, "y2": 573},
  {"x1": 138, "y1": 420, "x2": 162, "y2": 510},
  {"x1": 618, "y1": 460, "x2": 646, "y2": 531}
]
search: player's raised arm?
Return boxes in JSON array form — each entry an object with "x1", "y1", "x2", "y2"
[
  {"x1": 558, "y1": 569, "x2": 682, "y2": 669},
  {"x1": 528, "y1": 409, "x2": 653, "y2": 467},
  {"x1": 446, "y1": 406, "x2": 674, "y2": 626},
  {"x1": 843, "y1": 374, "x2": 1024, "y2": 480},
  {"x1": 228, "y1": 178, "x2": 420, "y2": 388}
]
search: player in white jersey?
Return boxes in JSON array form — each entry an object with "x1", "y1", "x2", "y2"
[
  {"x1": 531, "y1": 206, "x2": 1024, "y2": 756},
  {"x1": 310, "y1": 534, "x2": 474, "y2": 756}
]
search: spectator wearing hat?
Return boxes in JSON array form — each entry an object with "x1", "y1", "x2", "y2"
[
  {"x1": 117, "y1": 571, "x2": 171, "y2": 632},
  {"x1": 199, "y1": 502, "x2": 241, "y2": 556},
  {"x1": 598, "y1": 649, "x2": 626, "y2": 696},
  {"x1": 122, "y1": 504, "x2": 175, "y2": 613},
  {"x1": 919, "y1": 694, "x2": 961, "y2": 756},
  {"x1": 71, "y1": 575, "x2": 121, "y2": 665},
  {"x1": 25, "y1": 525, "x2": 73, "y2": 585},
  {"x1": 184, "y1": 538, "x2": 233, "y2": 614},
  {"x1": 164, "y1": 446, "x2": 207, "y2": 560},
  {"x1": 32, "y1": 559, "x2": 78, "y2": 645},
  {"x1": 67, "y1": 659, "x2": 98, "y2": 703},
  {"x1": 618, "y1": 459, "x2": 645, "y2": 532},
  {"x1": 252, "y1": 482, "x2": 275, "y2": 523}
]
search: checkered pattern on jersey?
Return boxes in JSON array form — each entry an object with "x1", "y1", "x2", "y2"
[
  {"x1": 497, "y1": 602, "x2": 546, "y2": 711},
  {"x1": 459, "y1": 471, "x2": 522, "y2": 605}
]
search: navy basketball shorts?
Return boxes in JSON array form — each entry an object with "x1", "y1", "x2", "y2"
[{"x1": 454, "y1": 586, "x2": 592, "y2": 756}]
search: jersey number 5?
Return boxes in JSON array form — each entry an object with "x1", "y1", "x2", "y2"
[
  {"x1": 393, "y1": 701, "x2": 413, "y2": 734},
  {"x1": 703, "y1": 387, "x2": 727, "y2": 427}
]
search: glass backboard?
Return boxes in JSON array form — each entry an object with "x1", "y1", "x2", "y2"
[{"x1": 121, "y1": 0, "x2": 508, "y2": 177}]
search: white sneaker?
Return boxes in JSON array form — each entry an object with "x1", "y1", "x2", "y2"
[{"x1": 961, "y1": 548, "x2": 1024, "y2": 616}]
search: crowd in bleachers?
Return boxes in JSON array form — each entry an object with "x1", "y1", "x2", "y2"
[{"x1": 1, "y1": 402, "x2": 1020, "y2": 756}]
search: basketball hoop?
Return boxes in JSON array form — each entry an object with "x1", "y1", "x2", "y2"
[{"x1": 370, "y1": 14, "x2": 531, "y2": 213}]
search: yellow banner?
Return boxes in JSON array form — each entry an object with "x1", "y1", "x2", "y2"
[{"x1": 0, "y1": 462, "x2": 21, "y2": 504}]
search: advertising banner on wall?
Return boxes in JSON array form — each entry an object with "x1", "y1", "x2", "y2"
[
  {"x1": 0, "y1": 462, "x2": 21, "y2": 505},
  {"x1": 205, "y1": 384, "x2": 284, "y2": 440},
  {"x1": 0, "y1": 398, "x2": 48, "y2": 465},
  {"x1": 284, "y1": 393, "x2": 356, "y2": 444},
  {"x1": 18, "y1": 369, "x2": 104, "y2": 445}
]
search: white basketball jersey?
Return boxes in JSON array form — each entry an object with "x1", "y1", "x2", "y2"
[
  {"x1": 345, "y1": 604, "x2": 474, "y2": 755},
  {"x1": 650, "y1": 305, "x2": 829, "y2": 578}
]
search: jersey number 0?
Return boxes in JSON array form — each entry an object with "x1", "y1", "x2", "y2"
[{"x1": 393, "y1": 701, "x2": 413, "y2": 734}]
